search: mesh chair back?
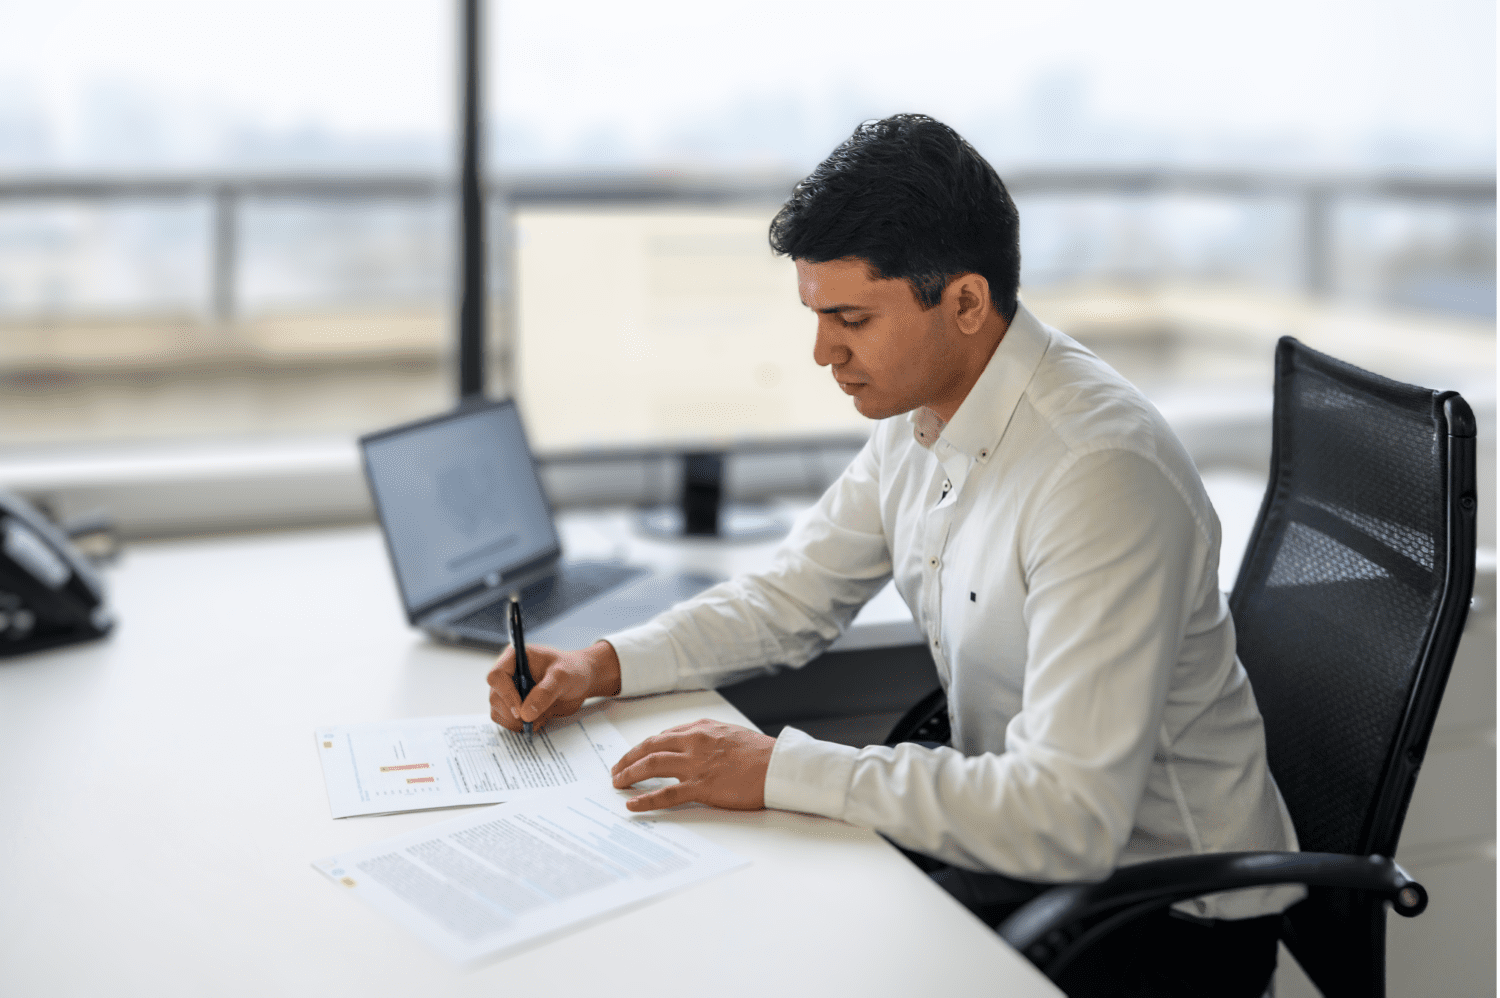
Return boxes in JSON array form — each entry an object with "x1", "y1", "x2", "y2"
[{"x1": 1229, "y1": 337, "x2": 1476, "y2": 996}]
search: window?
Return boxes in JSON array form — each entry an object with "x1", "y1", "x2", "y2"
[{"x1": 0, "y1": 0, "x2": 1492, "y2": 537}]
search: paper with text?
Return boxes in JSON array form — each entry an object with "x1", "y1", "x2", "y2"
[
  {"x1": 315, "y1": 712, "x2": 628, "y2": 818},
  {"x1": 313, "y1": 792, "x2": 749, "y2": 963}
]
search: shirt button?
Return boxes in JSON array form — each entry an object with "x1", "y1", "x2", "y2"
[
  {"x1": 928, "y1": 557, "x2": 939, "y2": 568},
  {"x1": 942, "y1": 479, "x2": 951, "y2": 491}
]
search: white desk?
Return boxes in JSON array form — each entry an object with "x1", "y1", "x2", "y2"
[{"x1": 0, "y1": 524, "x2": 1058, "y2": 997}]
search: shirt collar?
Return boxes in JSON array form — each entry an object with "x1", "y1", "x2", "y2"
[
  {"x1": 910, "y1": 406, "x2": 947, "y2": 450},
  {"x1": 906, "y1": 300, "x2": 1052, "y2": 462}
]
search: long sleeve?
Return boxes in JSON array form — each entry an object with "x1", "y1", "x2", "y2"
[
  {"x1": 765, "y1": 449, "x2": 1211, "y2": 881},
  {"x1": 606, "y1": 435, "x2": 895, "y2": 696}
]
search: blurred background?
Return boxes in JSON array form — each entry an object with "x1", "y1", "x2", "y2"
[
  {"x1": 0, "y1": 2, "x2": 1492, "y2": 993},
  {"x1": 0, "y1": 0, "x2": 1491, "y2": 456}
]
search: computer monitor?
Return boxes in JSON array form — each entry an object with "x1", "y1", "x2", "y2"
[{"x1": 512, "y1": 206, "x2": 872, "y2": 537}]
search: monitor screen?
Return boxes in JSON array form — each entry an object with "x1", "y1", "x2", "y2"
[
  {"x1": 512, "y1": 207, "x2": 873, "y2": 455},
  {"x1": 362, "y1": 402, "x2": 559, "y2": 612}
]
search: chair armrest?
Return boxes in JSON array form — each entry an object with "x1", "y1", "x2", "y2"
[{"x1": 999, "y1": 851, "x2": 1426, "y2": 978}]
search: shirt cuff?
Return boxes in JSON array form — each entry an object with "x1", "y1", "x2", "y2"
[
  {"x1": 763, "y1": 726, "x2": 858, "y2": 818},
  {"x1": 603, "y1": 621, "x2": 679, "y2": 697}
]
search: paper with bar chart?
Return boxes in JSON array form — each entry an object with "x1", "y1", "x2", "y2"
[
  {"x1": 313, "y1": 792, "x2": 749, "y2": 963},
  {"x1": 315, "y1": 710, "x2": 629, "y2": 818}
]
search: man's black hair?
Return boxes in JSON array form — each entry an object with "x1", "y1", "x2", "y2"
[{"x1": 769, "y1": 114, "x2": 1020, "y2": 322}]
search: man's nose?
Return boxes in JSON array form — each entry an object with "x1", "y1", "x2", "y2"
[{"x1": 812, "y1": 319, "x2": 850, "y2": 368}]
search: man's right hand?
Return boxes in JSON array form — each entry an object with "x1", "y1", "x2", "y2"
[{"x1": 487, "y1": 639, "x2": 622, "y2": 732}]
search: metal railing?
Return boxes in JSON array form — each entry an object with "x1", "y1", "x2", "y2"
[{"x1": 0, "y1": 167, "x2": 1492, "y2": 324}]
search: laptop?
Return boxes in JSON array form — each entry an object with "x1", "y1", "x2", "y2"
[{"x1": 360, "y1": 398, "x2": 720, "y2": 651}]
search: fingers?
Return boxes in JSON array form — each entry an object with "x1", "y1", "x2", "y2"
[
  {"x1": 611, "y1": 750, "x2": 692, "y2": 789},
  {"x1": 611, "y1": 731, "x2": 690, "y2": 778},
  {"x1": 490, "y1": 685, "x2": 523, "y2": 730},
  {"x1": 658, "y1": 718, "x2": 715, "y2": 735},
  {"x1": 489, "y1": 645, "x2": 563, "y2": 727},
  {"x1": 625, "y1": 781, "x2": 694, "y2": 812},
  {"x1": 488, "y1": 647, "x2": 524, "y2": 730},
  {"x1": 488, "y1": 645, "x2": 515, "y2": 680},
  {"x1": 491, "y1": 645, "x2": 586, "y2": 726},
  {"x1": 610, "y1": 720, "x2": 719, "y2": 775},
  {"x1": 516, "y1": 667, "x2": 562, "y2": 723},
  {"x1": 516, "y1": 662, "x2": 579, "y2": 724}
]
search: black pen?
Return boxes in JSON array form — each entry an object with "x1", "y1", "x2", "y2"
[{"x1": 507, "y1": 595, "x2": 535, "y2": 741}]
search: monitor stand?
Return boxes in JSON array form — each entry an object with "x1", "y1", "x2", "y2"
[{"x1": 636, "y1": 451, "x2": 791, "y2": 542}]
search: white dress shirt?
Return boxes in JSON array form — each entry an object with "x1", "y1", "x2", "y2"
[{"x1": 607, "y1": 303, "x2": 1303, "y2": 919}]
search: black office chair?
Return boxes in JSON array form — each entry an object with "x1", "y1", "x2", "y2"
[{"x1": 886, "y1": 337, "x2": 1477, "y2": 997}]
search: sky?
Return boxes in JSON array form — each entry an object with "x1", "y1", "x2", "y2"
[{"x1": 0, "y1": 0, "x2": 1493, "y2": 170}]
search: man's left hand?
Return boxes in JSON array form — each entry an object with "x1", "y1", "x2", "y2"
[{"x1": 611, "y1": 719, "x2": 775, "y2": 812}]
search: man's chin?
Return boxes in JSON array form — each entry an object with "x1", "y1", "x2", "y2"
[{"x1": 852, "y1": 396, "x2": 907, "y2": 421}]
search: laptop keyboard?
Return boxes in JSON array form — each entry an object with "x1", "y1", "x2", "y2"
[{"x1": 454, "y1": 561, "x2": 650, "y2": 633}]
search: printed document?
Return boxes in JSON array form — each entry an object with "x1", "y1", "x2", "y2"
[
  {"x1": 315, "y1": 711, "x2": 628, "y2": 818},
  {"x1": 313, "y1": 792, "x2": 749, "y2": 963}
]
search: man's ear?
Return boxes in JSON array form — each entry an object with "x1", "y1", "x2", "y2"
[{"x1": 948, "y1": 273, "x2": 991, "y2": 336}]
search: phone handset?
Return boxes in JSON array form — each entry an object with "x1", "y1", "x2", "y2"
[{"x1": 0, "y1": 490, "x2": 113, "y2": 656}]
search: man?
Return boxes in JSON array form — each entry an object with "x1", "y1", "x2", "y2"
[{"x1": 488, "y1": 115, "x2": 1300, "y2": 995}]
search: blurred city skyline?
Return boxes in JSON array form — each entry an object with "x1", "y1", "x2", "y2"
[{"x1": 0, "y1": 0, "x2": 1493, "y2": 174}]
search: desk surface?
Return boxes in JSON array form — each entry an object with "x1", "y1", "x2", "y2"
[{"x1": 0, "y1": 525, "x2": 1057, "y2": 997}]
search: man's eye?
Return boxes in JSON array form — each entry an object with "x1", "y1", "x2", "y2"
[{"x1": 841, "y1": 316, "x2": 868, "y2": 328}]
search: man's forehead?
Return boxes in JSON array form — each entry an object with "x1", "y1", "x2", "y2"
[{"x1": 795, "y1": 257, "x2": 896, "y2": 307}]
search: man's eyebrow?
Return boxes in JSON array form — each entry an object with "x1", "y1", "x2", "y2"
[{"x1": 799, "y1": 302, "x2": 867, "y2": 313}]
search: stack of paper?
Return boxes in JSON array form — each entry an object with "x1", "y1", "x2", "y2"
[{"x1": 312, "y1": 710, "x2": 748, "y2": 963}]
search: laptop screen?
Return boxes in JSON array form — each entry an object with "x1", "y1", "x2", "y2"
[{"x1": 362, "y1": 401, "x2": 560, "y2": 614}]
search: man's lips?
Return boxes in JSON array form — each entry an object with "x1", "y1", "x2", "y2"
[{"x1": 834, "y1": 371, "x2": 866, "y2": 393}]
